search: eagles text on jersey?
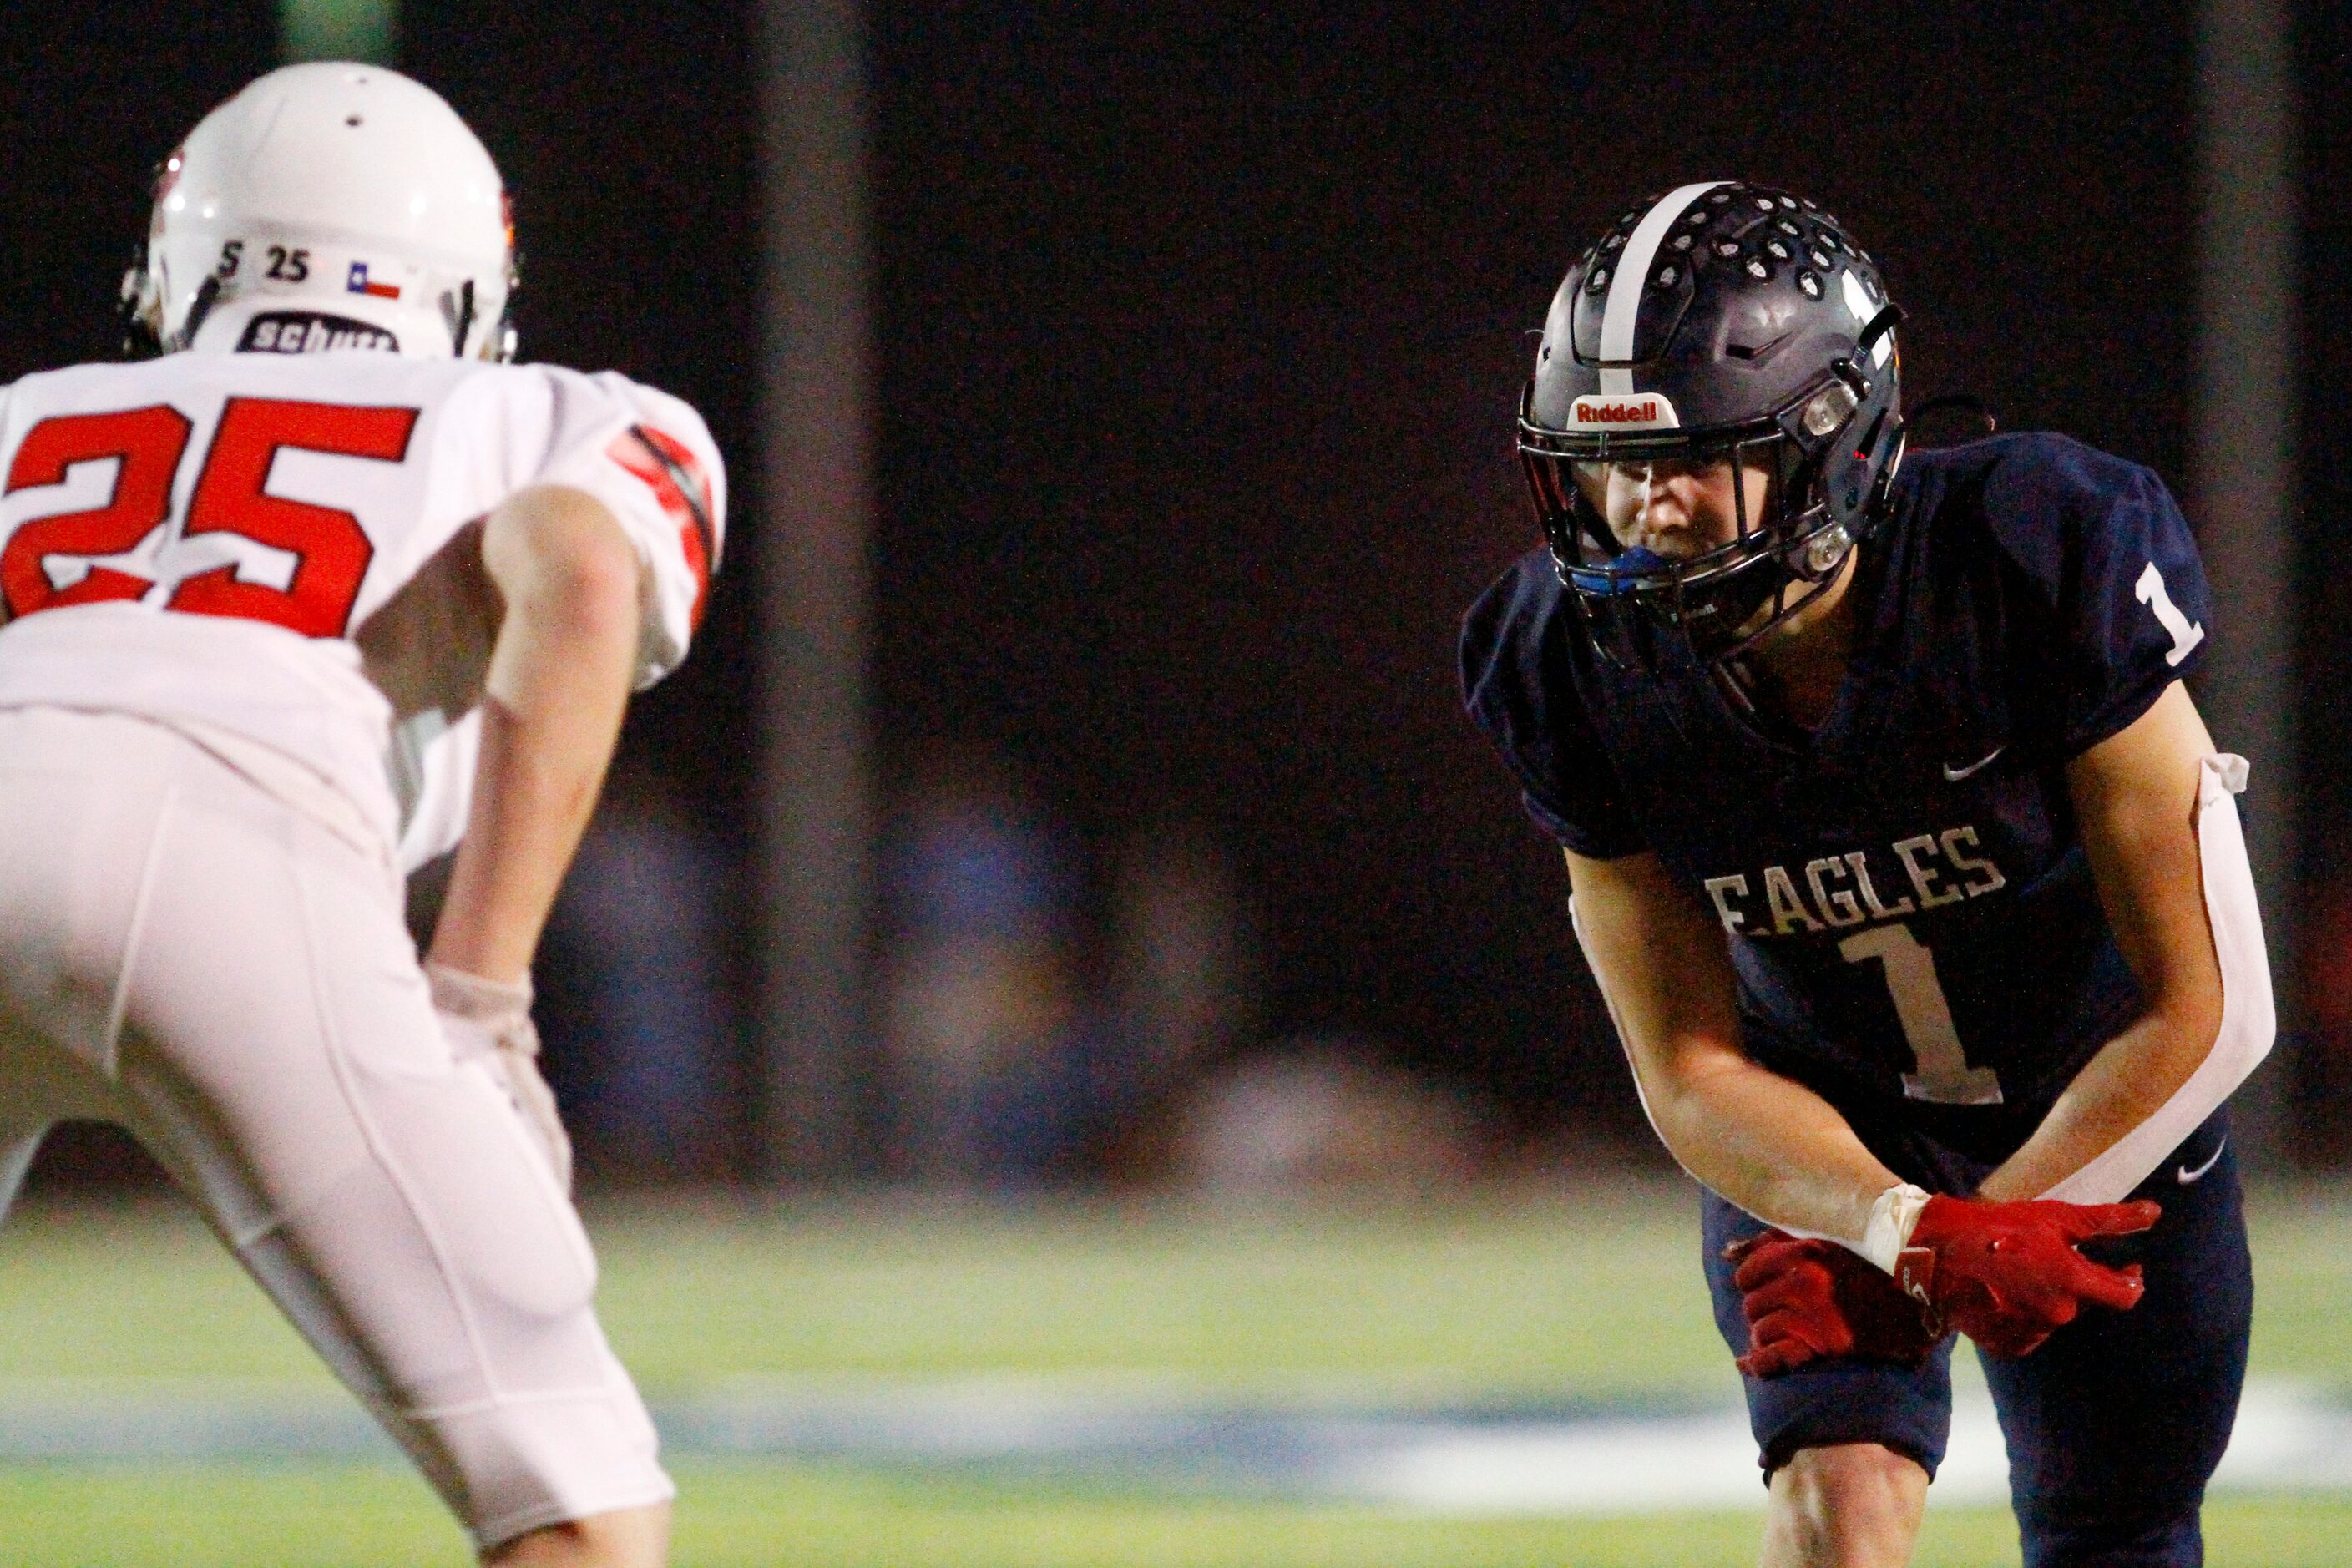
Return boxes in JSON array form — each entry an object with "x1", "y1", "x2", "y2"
[{"x1": 1462, "y1": 431, "x2": 2213, "y2": 1168}]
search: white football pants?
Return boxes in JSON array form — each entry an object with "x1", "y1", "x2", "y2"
[{"x1": 0, "y1": 706, "x2": 670, "y2": 1550}]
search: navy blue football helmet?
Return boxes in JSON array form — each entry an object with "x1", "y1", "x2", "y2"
[{"x1": 1519, "y1": 181, "x2": 1904, "y2": 666}]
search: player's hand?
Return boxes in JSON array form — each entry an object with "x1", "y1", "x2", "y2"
[
  {"x1": 425, "y1": 961, "x2": 574, "y2": 1194},
  {"x1": 1894, "y1": 1195, "x2": 2159, "y2": 1358},
  {"x1": 1724, "y1": 1231, "x2": 1941, "y2": 1378}
]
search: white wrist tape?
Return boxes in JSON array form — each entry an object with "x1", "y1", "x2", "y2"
[
  {"x1": 1860, "y1": 1182, "x2": 1935, "y2": 1273},
  {"x1": 1575, "y1": 893, "x2": 1949, "y2": 1268},
  {"x1": 424, "y1": 961, "x2": 573, "y2": 1193},
  {"x1": 424, "y1": 960, "x2": 534, "y2": 1025}
]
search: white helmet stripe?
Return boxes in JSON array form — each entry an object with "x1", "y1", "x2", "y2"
[{"x1": 1596, "y1": 181, "x2": 1726, "y2": 395}]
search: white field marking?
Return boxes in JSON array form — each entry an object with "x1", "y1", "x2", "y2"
[
  {"x1": 1343, "y1": 1377, "x2": 2011, "y2": 1512},
  {"x1": 1338, "y1": 1378, "x2": 2352, "y2": 1513},
  {"x1": 0, "y1": 1375, "x2": 2347, "y2": 1510}
]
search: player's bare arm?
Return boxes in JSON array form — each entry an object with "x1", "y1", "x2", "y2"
[
  {"x1": 1565, "y1": 844, "x2": 1902, "y2": 1248},
  {"x1": 1978, "y1": 680, "x2": 2224, "y2": 1202},
  {"x1": 428, "y1": 483, "x2": 643, "y2": 984}
]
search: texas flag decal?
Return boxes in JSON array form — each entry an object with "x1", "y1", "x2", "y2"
[{"x1": 346, "y1": 261, "x2": 400, "y2": 301}]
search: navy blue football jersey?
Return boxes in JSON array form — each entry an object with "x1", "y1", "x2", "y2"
[{"x1": 1460, "y1": 432, "x2": 2215, "y2": 1160}]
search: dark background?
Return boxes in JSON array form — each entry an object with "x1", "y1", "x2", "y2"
[{"x1": 0, "y1": 2, "x2": 2340, "y2": 1166}]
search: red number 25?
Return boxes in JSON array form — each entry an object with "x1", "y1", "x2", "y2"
[{"x1": 0, "y1": 397, "x2": 418, "y2": 638}]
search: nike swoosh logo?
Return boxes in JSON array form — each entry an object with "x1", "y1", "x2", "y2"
[
  {"x1": 1943, "y1": 746, "x2": 2006, "y2": 782},
  {"x1": 2177, "y1": 1136, "x2": 2228, "y2": 1186}
]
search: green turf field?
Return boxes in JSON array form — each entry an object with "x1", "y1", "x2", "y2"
[
  {"x1": 21, "y1": 1464, "x2": 2352, "y2": 1568},
  {"x1": 0, "y1": 1181, "x2": 2347, "y2": 1565}
]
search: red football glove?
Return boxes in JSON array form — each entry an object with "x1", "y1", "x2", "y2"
[
  {"x1": 1894, "y1": 1194, "x2": 2161, "y2": 1358},
  {"x1": 1724, "y1": 1231, "x2": 1942, "y2": 1378}
]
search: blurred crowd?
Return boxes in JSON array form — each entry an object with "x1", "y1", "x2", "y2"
[
  {"x1": 531, "y1": 747, "x2": 1485, "y2": 1192},
  {"x1": 519, "y1": 762, "x2": 2352, "y2": 1191},
  {"x1": 36, "y1": 753, "x2": 2352, "y2": 1195},
  {"x1": 2299, "y1": 879, "x2": 2352, "y2": 1165}
]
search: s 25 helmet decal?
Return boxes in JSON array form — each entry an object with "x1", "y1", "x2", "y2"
[
  {"x1": 1519, "y1": 182, "x2": 1904, "y2": 670},
  {"x1": 123, "y1": 63, "x2": 518, "y2": 362}
]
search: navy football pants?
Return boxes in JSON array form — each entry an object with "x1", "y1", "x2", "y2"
[{"x1": 1702, "y1": 1111, "x2": 2249, "y2": 1568}]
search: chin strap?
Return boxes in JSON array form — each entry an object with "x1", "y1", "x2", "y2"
[
  {"x1": 1860, "y1": 1182, "x2": 1936, "y2": 1273},
  {"x1": 174, "y1": 276, "x2": 222, "y2": 352}
]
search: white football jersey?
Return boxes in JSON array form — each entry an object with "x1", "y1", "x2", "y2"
[{"x1": 0, "y1": 349, "x2": 723, "y2": 869}]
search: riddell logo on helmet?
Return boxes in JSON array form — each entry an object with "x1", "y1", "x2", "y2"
[{"x1": 1567, "y1": 392, "x2": 1680, "y2": 430}]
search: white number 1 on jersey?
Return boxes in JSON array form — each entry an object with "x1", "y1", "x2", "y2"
[
  {"x1": 1839, "y1": 922, "x2": 2004, "y2": 1105},
  {"x1": 2135, "y1": 561, "x2": 2204, "y2": 667}
]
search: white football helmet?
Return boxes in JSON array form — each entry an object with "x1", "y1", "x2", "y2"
[{"x1": 124, "y1": 62, "x2": 516, "y2": 361}]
